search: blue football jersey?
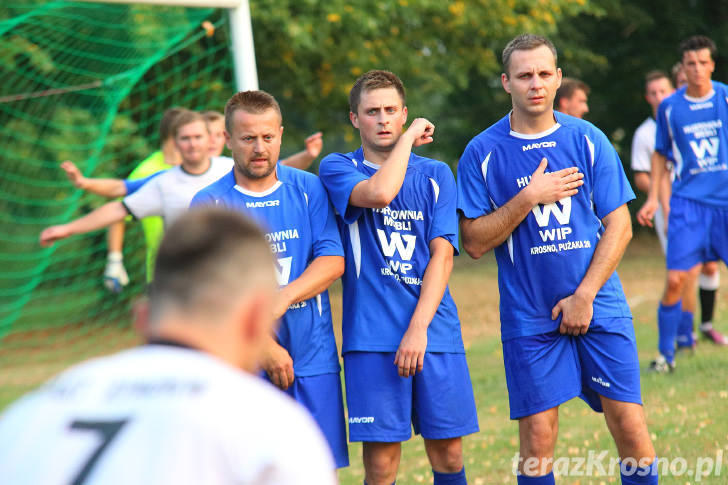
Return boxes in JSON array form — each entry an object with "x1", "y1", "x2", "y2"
[
  {"x1": 319, "y1": 148, "x2": 464, "y2": 354},
  {"x1": 655, "y1": 81, "x2": 728, "y2": 206},
  {"x1": 457, "y1": 113, "x2": 634, "y2": 341},
  {"x1": 190, "y1": 165, "x2": 343, "y2": 376}
]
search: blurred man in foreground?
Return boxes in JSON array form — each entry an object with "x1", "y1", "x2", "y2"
[{"x1": 0, "y1": 208, "x2": 336, "y2": 484}]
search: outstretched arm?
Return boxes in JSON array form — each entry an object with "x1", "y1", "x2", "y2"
[
  {"x1": 39, "y1": 201, "x2": 129, "y2": 247},
  {"x1": 61, "y1": 161, "x2": 127, "y2": 198},
  {"x1": 349, "y1": 118, "x2": 435, "y2": 208},
  {"x1": 460, "y1": 158, "x2": 584, "y2": 258},
  {"x1": 552, "y1": 204, "x2": 632, "y2": 335},
  {"x1": 394, "y1": 237, "x2": 453, "y2": 377},
  {"x1": 279, "y1": 132, "x2": 323, "y2": 170}
]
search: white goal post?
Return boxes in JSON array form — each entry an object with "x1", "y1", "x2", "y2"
[{"x1": 76, "y1": 0, "x2": 259, "y2": 91}]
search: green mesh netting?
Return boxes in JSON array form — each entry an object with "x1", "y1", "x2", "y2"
[{"x1": 0, "y1": 1, "x2": 236, "y2": 405}]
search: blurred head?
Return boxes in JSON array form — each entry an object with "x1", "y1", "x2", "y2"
[
  {"x1": 224, "y1": 91, "x2": 283, "y2": 183},
  {"x1": 501, "y1": 34, "x2": 562, "y2": 119},
  {"x1": 148, "y1": 208, "x2": 277, "y2": 371},
  {"x1": 171, "y1": 110, "x2": 211, "y2": 166},
  {"x1": 554, "y1": 77, "x2": 590, "y2": 118},
  {"x1": 644, "y1": 70, "x2": 674, "y2": 115},
  {"x1": 671, "y1": 62, "x2": 687, "y2": 88},
  {"x1": 679, "y1": 35, "x2": 716, "y2": 91},
  {"x1": 203, "y1": 110, "x2": 226, "y2": 157},
  {"x1": 159, "y1": 107, "x2": 186, "y2": 143},
  {"x1": 349, "y1": 70, "x2": 408, "y2": 153}
]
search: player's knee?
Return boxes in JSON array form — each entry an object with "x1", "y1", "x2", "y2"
[
  {"x1": 665, "y1": 271, "x2": 687, "y2": 296},
  {"x1": 425, "y1": 438, "x2": 463, "y2": 473},
  {"x1": 520, "y1": 419, "x2": 557, "y2": 457},
  {"x1": 363, "y1": 444, "x2": 400, "y2": 479}
]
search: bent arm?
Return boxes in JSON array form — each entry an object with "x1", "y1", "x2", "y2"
[
  {"x1": 275, "y1": 255, "x2": 345, "y2": 318},
  {"x1": 78, "y1": 178, "x2": 127, "y2": 198},
  {"x1": 349, "y1": 119, "x2": 434, "y2": 208},
  {"x1": 460, "y1": 188, "x2": 537, "y2": 259},
  {"x1": 280, "y1": 149, "x2": 316, "y2": 170}
]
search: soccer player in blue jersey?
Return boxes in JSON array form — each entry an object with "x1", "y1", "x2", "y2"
[
  {"x1": 458, "y1": 34, "x2": 658, "y2": 484},
  {"x1": 188, "y1": 91, "x2": 349, "y2": 469},
  {"x1": 637, "y1": 35, "x2": 728, "y2": 372},
  {"x1": 319, "y1": 70, "x2": 478, "y2": 485}
]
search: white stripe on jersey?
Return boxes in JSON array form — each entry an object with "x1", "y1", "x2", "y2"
[
  {"x1": 349, "y1": 219, "x2": 362, "y2": 278},
  {"x1": 584, "y1": 134, "x2": 595, "y2": 166},
  {"x1": 429, "y1": 178, "x2": 440, "y2": 204}
]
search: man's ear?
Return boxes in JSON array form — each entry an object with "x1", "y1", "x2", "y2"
[
  {"x1": 349, "y1": 111, "x2": 359, "y2": 129},
  {"x1": 132, "y1": 298, "x2": 150, "y2": 338},
  {"x1": 501, "y1": 73, "x2": 511, "y2": 94},
  {"x1": 224, "y1": 129, "x2": 232, "y2": 150}
]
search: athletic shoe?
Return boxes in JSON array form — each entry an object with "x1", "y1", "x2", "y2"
[
  {"x1": 647, "y1": 356, "x2": 675, "y2": 374},
  {"x1": 701, "y1": 328, "x2": 728, "y2": 346}
]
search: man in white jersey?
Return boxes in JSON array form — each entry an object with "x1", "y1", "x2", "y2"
[
  {"x1": 0, "y1": 208, "x2": 336, "y2": 484},
  {"x1": 632, "y1": 71, "x2": 674, "y2": 251},
  {"x1": 39, "y1": 110, "x2": 233, "y2": 247}
]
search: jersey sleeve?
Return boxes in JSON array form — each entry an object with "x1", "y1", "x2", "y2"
[
  {"x1": 589, "y1": 128, "x2": 636, "y2": 219},
  {"x1": 122, "y1": 174, "x2": 164, "y2": 219},
  {"x1": 630, "y1": 125, "x2": 652, "y2": 172},
  {"x1": 428, "y1": 164, "x2": 459, "y2": 254},
  {"x1": 189, "y1": 188, "x2": 217, "y2": 209},
  {"x1": 305, "y1": 176, "x2": 344, "y2": 259},
  {"x1": 124, "y1": 171, "x2": 165, "y2": 195},
  {"x1": 318, "y1": 153, "x2": 367, "y2": 224},
  {"x1": 456, "y1": 140, "x2": 493, "y2": 219},
  {"x1": 654, "y1": 100, "x2": 672, "y2": 157}
]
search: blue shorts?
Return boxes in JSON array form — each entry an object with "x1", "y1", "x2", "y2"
[
  {"x1": 343, "y1": 352, "x2": 479, "y2": 442},
  {"x1": 502, "y1": 318, "x2": 642, "y2": 420},
  {"x1": 263, "y1": 372, "x2": 349, "y2": 468},
  {"x1": 666, "y1": 195, "x2": 728, "y2": 270}
]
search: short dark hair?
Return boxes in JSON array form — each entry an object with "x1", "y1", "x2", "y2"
[
  {"x1": 645, "y1": 70, "x2": 672, "y2": 89},
  {"x1": 554, "y1": 77, "x2": 590, "y2": 108},
  {"x1": 502, "y1": 33, "x2": 557, "y2": 76},
  {"x1": 150, "y1": 208, "x2": 274, "y2": 323},
  {"x1": 159, "y1": 107, "x2": 186, "y2": 142},
  {"x1": 224, "y1": 90, "x2": 282, "y2": 134},
  {"x1": 349, "y1": 70, "x2": 406, "y2": 114},
  {"x1": 170, "y1": 109, "x2": 208, "y2": 138},
  {"x1": 679, "y1": 35, "x2": 716, "y2": 59}
]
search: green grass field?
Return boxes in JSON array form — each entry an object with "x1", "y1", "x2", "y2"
[
  {"x1": 1, "y1": 233, "x2": 726, "y2": 484},
  {"x1": 336, "y1": 233, "x2": 728, "y2": 484}
]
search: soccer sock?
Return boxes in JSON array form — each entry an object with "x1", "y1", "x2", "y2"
[
  {"x1": 516, "y1": 472, "x2": 555, "y2": 484},
  {"x1": 699, "y1": 289, "x2": 717, "y2": 328},
  {"x1": 676, "y1": 310, "x2": 694, "y2": 346},
  {"x1": 433, "y1": 467, "x2": 466, "y2": 484},
  {"x1": 620, "y1": 458, "x2": 659, "y2": 484},
  {"x1": 658, "y1": 301, "x2": 681, "y2": 364}
]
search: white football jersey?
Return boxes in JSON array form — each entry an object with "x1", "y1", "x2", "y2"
[
  {"x1": 123, "y1": 156, "x2": 233, "y2": 227},
  {"x1": 0, "y1": 344, "x2": 336, "y2": 485}
]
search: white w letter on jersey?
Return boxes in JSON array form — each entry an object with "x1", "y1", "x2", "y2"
[
  {"x1": 531, "y1": 197, "x2": 572, "y2": 227},
  {"x1": 689, "y1": 137, "x2": 719, "y2": 159},
  {"x1": 276, "y1": 257, "x2": 293, "y2": 286},
  {"x1": 376, "y1": 229, "x2": 417, "y2": 261}
]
